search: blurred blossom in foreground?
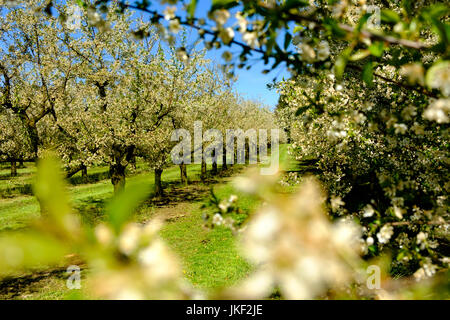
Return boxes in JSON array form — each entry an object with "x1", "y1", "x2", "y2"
[
  {"x1": 90, "y1": 220, "x2": 201, "y2": 299},
  {"x1": 227, "y1": 175, "x2": 364, "y2": 299}
]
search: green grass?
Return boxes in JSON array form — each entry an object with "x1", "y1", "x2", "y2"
[
  {"x1": 160, "y1": 178, "x2": 260, "y2": 290},
  {"x1": 0, "y1": 145, "x2": 292, "y2": 298},
  {"x1": 0, "y1": 161, "x2": 206, "y2": 232},
  {"x1": 161, "y1": 207, "x2": 252, "y2": 290},
  {"x1": 0, "y1": 163, "x2": 36, "y2": 199}
]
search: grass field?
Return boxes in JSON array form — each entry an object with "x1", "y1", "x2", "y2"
[{"x1": 0, "y1": 145, "x2": 295, "y2": 299}]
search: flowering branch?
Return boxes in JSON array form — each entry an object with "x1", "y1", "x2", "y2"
[{"x1": 118, "y1": 2, "x2": 436, "y2": 98}]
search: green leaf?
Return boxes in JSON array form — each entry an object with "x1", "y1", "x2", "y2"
[
  {"x1": 421, "y1": 4, "x2": 450, "y2": 20},
  {"x1": 33, "y1": 155, "x2": 71, "y2": 222},
  {"x1": 284, "y1": 32, "x2": 292, "y2": 50},
  {"x1": 0, "y1": 232, "x2": 69, "y2": 274},
  {"x1": 429, "y1": 18, "x2": 449, "y2": 49},
  {"x1": 368, "y1": 245, "x2": 377, "y2": 254},
  {"x1": 284, "y1": 0, "x2": 309, "y2": 10},
  {"x1": 356, "y1": 13, "x2": 372, "y2": 32},
  {"x1": 211, "y1": 0, "x2": 238, "y2": 11},
  {"x1": 350, "y1": 49, "x2": 371, "y2": 61},
  {"x1": 76, "y1": 0, "x2": 87, "y2": 8},
  {"x1": 425, "y1": 60, "x2": 450, "y2": 90},
  {"x1": 446, "y1": 23, "x2": 450, "y2": 44},
  {"x1": 323, "y1": 18, "x2": 346, "y2": 38},
  {"x1": 295, "y1": 105, "x2": 309, "y2": 116},
  {"x1": 362, "y1": 61, "x2": 374, "y2": 87},
  {"x1": 380, "y1": 9, "x2": 401, "y2": 23},
  {"x1": 293, "y1": 26, "x2": 303, "y2": 34},
  {"x1": 402, "y1": 0, "x2": 413, "y2": 15},
  {"x1": 106, "y1": 183, "x2": 150, "y2": 234},
  {"x1": 334, "y1": 46, "x2": 353, "y2": 80},
  {"x1": 187, "y1": 0, "x2": 198, "y2": 18},
  {"x1": 368, "y1": 42, "x2": 385, "y2": 57}
]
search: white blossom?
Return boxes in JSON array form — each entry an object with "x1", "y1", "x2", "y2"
[
  {"x1": 316, "y1": 41, "x2": 330, "y2": 61},
  {"x1": 377, "y1": 225, "x2": 394, "y2": 244},
  {"x1": 163, "y1": 6, "x2": 176, "y2": 20},
  {"x1": 423, "y1": 99, "x2": 450, "y2": 123}
]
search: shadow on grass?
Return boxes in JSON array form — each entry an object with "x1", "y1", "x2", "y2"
[
  {"x1": 0, "y1": 267, "x2": 68, "y2": 299},
  {"x1": 0, "y1": 184, "x2": 34, "y2": 198},
  {"x1": 75, "y1": 198, "x2": 107, "y2": 226},
  {"x1": 0, "y1": 172, "x2": 111, "y2": 200},
  {"x1": 147, "y1": 166, "x2": 243, "y2": 207}
]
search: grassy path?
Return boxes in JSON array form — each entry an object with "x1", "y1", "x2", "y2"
[{"x1": 159, "y1": 180, "x2": 258, "y2": 290}]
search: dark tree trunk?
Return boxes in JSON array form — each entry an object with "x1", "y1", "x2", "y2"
[
  {"x1": 155, "y1": 168, "x2": 164, "y2": 197},
  {"x1": 82, "y1": 165, "x2": 87, "y2": 177},
  {"x1": 10, "y1": 161, "x2": 17, "y2": 177},
  {"x1": 66, "y1": 164, "x2": 83, "y2": 179},
  {"x1": 211, "y1": 150, "x2": 218, "y2": 175},
  {"x1": 129, "y1": 154, "x2": 137, "y2": 170},
  {"x1": 179, "y1": 164, "x2": 188, "y2": 185},
  {"x1": 110, "y1": 163, "x2": 126, "y2": 194},
  {"x1": 18, "y1": 160, "x2": 25, "y2": 168},
  {"x1": 245, "y1": 140, "x2": 250, "y2": 164},
  {"x1": 201, "y1": 159, "x2": 207, "y2": 182},
  {"x1": 222, "y1": 145, "x2": 227, "y2": 171},
  {"x1": 24, "y1": 119, "x2": 40, "y2": 161},
  {"x1": 81, "y1": 165, "x2": 88, "y2": 182}
]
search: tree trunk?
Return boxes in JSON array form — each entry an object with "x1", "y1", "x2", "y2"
[
  {"x1": 110, "y1": 163, "x2": 126, "y2": 194},
  {"x1": 155, "y1": 168, "x2": 164, "y2": 197},
  {"x1": 211, "y1": 149, "x2": 218, "y2": 175},
  {"x1": 27, "y1": 123, "x2": 39, "y2": 161},
  {"x1": 10, "y1": 161, "x2": 17, "y2": 177},
  {"x1": 19, "y1": 160, "x2": 25, "y2": 168},
  {"x1": 130, "y1": 154, "x2": 137, "y2": 170},
  {"x1": 245, "y1": 140, "x2": 250, "y2": 164},
  {"x1": 201, "y1": 159, "x2": 207, "y2": 182},
  {"x1": 179, "y1": 164, "x2": 188, "y2": 185},
  {"x1": 66, "y1": 164, "x2": 83, "y2": 179},
  {"x1": 212, "y1": 161, "x2": 218, "y2": 175},
  {"x1": 222, "y1": 145, "x2": 227, "y2": 171},
  {"x1": 81, "y1": 165, "x2": 88, "y2": 182}
]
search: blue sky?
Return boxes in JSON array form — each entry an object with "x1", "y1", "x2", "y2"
[{"x1": 144, "y1": 0, "x2": 292, "y2": 108}]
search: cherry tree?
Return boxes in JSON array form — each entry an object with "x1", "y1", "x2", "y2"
[
  {"x1": 0, "y1": 110, "x2": 33, "y2": 176},
  {"x1": 0, "y1": 0, "x2": 76, "y2": 166}
]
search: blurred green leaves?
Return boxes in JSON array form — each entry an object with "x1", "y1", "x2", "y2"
[
  {"x1": 380, "y1": 9, "x2": 401, "y2": 24},
  {"x1": 334, "y1": 47, "x2": 353, "y2": 80},
  {"x1": 34, "y1": 155, "x2": 71, "y2": 223},
  {"x1": 362, "y1": 61, "x2": 375, "y2": 87},
  {"x1": 0, "y1": 232, "x2": 69, "y2": 274},
  {"x1": 187, "y1": 0, "x2": 197, "y2": 19},
  {"x1": 106, "y1": 183, "x2": 150, "y2": 234}
]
